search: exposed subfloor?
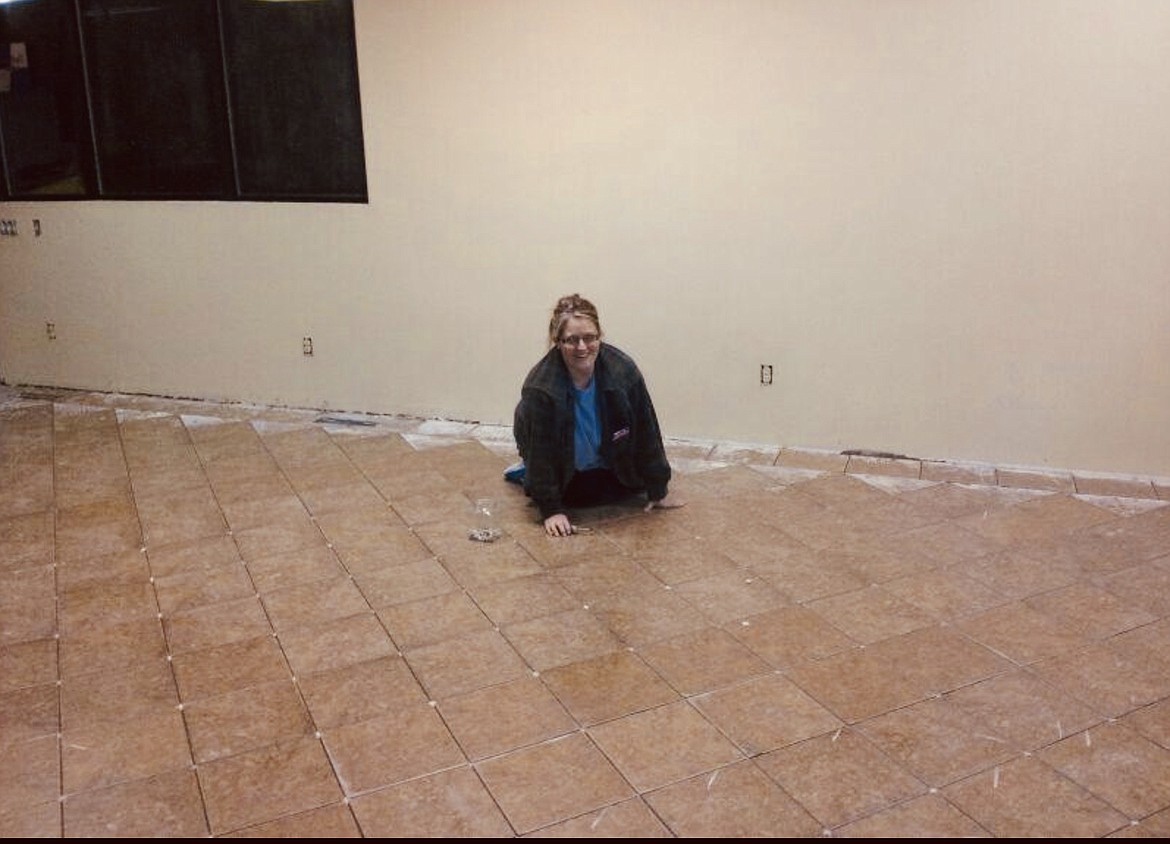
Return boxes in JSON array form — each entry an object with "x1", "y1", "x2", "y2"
[{"x1": 2, "y1": 386, "x2": 1170, "y2": 837}]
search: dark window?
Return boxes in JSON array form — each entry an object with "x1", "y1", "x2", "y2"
[
  {"x1": 0, "y1": 0, "x2": 367, "y2": 202},
  {"x1": 222, "y1": 0, "x2": 366, "y2": 201},
  {"x1": 0, "y1": 0, "x2": 91, "y2": 196}
]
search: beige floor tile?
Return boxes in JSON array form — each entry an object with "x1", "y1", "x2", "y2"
[
  {"x1": 630, "y1": 540, "x2": 741, "y2": 585},
  {"x1": 61, "y1": 708, "x2": 191, "y2": 794},
  {"x1": 726, "y1": 604, "x2": 856, "y2": 667},
  {"x1": 1038, "y1": 721, "x2": 1170, "y2": 818},
  {"x1": 321, "y1": 703, "x2": 466, "y2": 795},
  {"x1": 222, "y1": 802, "x2": 361, "y2": 838},
  {"x1": 297, "y1": 655, "x2": 427, "y2": 729},
  {"x1": 153, "y1": 556, "x2": 255, "y2": 615},
  {"x1": 1098, "y1": 560, "x2": 1170, "y2": 617},
  {"x1": 437, "y1": 538, "x2": 546, "y2": 591},
  {"x1": 349, "y1": 767, "x2": 512, "y2": 837},
  {"x1": 548, "y1": 556, "x2": 663, "y2": 605},
  {"x1": 587, "y1": 584, "x2": 710, "y2": 648},
  {"x1": 171, "y1": 634, "x2": 290, "y2": 701},
  {"x1": 756, "y1": 727, "x2": 928, "y2": 829},
  {"x1": 748, "y1": 545, "x2": 871, "y2": 602},
  {"x1": 404, "y1": 628, "x2": 530, "y2": 699},
  {"x1": 54, "y1": 497, "x2": 143, "y2": 564},
  {"x1": 524, "y1": 795, "x2": 673, "y2": 837},
  {"x1": 692, "y1": 672, "x2": 842, "y2": 756},
  {"x1": 378, "y1": 590, "x2": 493, "y2": 649},
  {"x1": 1122, "y1": 698, "x2": 1170, "y2": 750},
  {"x1": 1030, "y1": 642, "x2": 1170, "y2": 719},
  {"x1": 0, "y1": 637, "x2": 57, "y2": 694},
  {"x1": 637, "y1": 626, "x2": 773, "y2": 696},
  {"x1": 0, "y1": 566, "x2": 57, "y2": 645},
  {"x1": 587, "y1": 700, "x2": 743, "y2": 792},
  {"x1": 260, "y1": 575, "x2": 371, "y2": 633},
  {"x1": 857, "y1": 697, "x2": 1021, "y2": 787},
  {"x1": 785, "y1": 626, "x2": 1012, "y2": 723},
  {"x1": 804, "y1": 584, "x2": 936, "y2": 644},
  {"x1": 503, "y1": 608, "x2": 624, "y2": 672},
  {"x1": 349, "y1": 556, "x2": 459, "y2": 608},
  {"x1": 464, "y1": 572, "x2": 580, "y2": 626},
  {"x1": 6, "y1": 393, "x2": 1170, "y2": 837},
  {"x1": 163, "y1": 594, "x2": 271, "y2": 654},
  {"x1": 184, "y1": 679, "x2": 314, "y2": 764},
  {"x1": 0, "y1": 510, "x2": 54, "y2": 571},
  {"x1": 644, "y1": 758, "x2": 822, "y2": 837},
  {"x1": 881, "y1": 567, "x2": 1011, "y2": 622},
  {"x1": 1024, "y1": 582, "x2": 1158, "y2": 640},
  {"x1": 196, "y1": 737, "x2": 342, "y2": 836},
  {"x1": 670, "y1": 569, "x2": 789, "y2": 624},
  {"x1": 475, "y1": 732, "x2": 634, "y2": 834},
  {"x1": 245, "y1": 544, "x2": 347, "y2": 594},
  {"x1": 538, "y1": 650, "x2": 680, "y2": 727},
  {"x1": 0, "y1": 797, "x2": 61, "y2": 837},
  {"x1": 0, "y1": 682, "x2": 58, "y2": 749},
  {"x1": 942, "y1": 754, "x2": 1129, "y2": 837},
  {"x1": 145, "y1": 534, "x2": 240, "y2": 578},
  {"x1": 437, "y1": 675, "x2": 578, "y2": 761},
  {"x1": 832, "y1": 791, "x2": 992, "y2": 837},
  {"x1": 219, "y1": 493, "x2": 307, "y2": 533},
  {"x1": 62, "y1": 768, "x2": 208, "y2": 838},
  {"x1": 59, "y1": 658, "x2": 179, "y2": 731},
  {"x1": 57, "y1": 615, "x2": 168, "y2": 679},
  {"x1": 277, "y1": 612, "x2": 396, "y2": 677},
  {"x1": 137, "y1": 485, "x2": 227, "y2": 549},
  {"x1": 0, "y1": 733, "x2": 59, "y2": 813},
  {"x1": 945, "y1": 668, "x2": 1103, "y2": 751}
]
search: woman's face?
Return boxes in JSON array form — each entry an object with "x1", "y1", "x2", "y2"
[{"x1": 558, "y1": 314, "x2": 601, "y2": 384}]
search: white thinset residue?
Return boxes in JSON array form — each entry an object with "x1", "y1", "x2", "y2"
[
  {"x1": 1074, "y1": 494, "x2": 1168, "y2": 517},
  {"x1": 668, "y1": 456, "x2": 729, "y2": 475},
  {"x1": 179, "y1": 413, "x2": 232, "y2": 428},
  {"x1": 853, "y1": 474, "x2": 939, "y2": 494},
  {"x1": 590, "y1": 807, "x2": 608, "y2": 830},
  {"x1": 403, "y1": 432, "x2": 470, "y2": 451},
  {"x1": 707, "y1": 770, "x2": 720, "y2": 790},
  {"x1": 114, "y1": 408, "x2": 171, "y2": 422},
  {"x1": 993, "y1": 767, "x2": 1000, "y2": 789}
]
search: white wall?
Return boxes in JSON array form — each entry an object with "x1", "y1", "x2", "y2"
[{"x1": 2, "y1": 0, "x2": 1168, "y2": 475}]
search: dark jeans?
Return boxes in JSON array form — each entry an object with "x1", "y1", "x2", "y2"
[{"x1": 562, "y1": 467, "x2": 639, "y2": 508}]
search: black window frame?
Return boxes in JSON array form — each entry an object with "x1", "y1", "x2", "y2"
[{"x1": 0, "y1": 0, "x2": 368, "y2": 204}]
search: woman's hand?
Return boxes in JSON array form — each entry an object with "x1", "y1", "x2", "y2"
[
  {"x1": 544, "y1": 513, "x2": 574, "y2": 537},
  {"x1": 644, "y1": 493, "x2": 686, "y2": 513}
]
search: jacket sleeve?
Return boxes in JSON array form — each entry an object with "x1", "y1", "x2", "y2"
[
  {"x1": 630, "y1": 373, "x2": 672, "y2": 502},
  {"x1": 516, "y1": 388, "x2": 568, "y2": 520}
]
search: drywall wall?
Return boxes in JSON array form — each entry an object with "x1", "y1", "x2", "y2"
[{"x1": 2, "y1": 0, "x2": 1168, "y2": 476}]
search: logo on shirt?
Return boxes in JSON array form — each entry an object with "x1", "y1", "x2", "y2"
[{"x1": 612, "y1": 427, "x2": 630, "y2": 442}]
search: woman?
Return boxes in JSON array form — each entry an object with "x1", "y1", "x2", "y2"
[{"x1": 510, "y1": 293, "x2": 684, "y2": 537}]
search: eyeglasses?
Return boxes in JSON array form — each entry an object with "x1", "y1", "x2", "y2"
[{"x1": 559, "y1": 333, "x2": 600, "y2": 348}]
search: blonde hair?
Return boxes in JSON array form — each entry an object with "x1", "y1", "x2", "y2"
[{"x1": 547, "y1": 293, "x2": 602, "y2": 347}]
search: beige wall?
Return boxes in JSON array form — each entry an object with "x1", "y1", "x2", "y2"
[{"x1": 1, "y1": 0, "x2": 1168, "y2": 476}]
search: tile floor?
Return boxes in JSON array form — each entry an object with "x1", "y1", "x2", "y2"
[{"x1": 3, "y1": 385, "x2": 1170, "y2": 838}]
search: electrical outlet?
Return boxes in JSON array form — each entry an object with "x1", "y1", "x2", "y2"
[
  {"x1": 46, "y1": 322, "x2": 56, "y2": 340},
  {"x1": 302, "y1": 336, "x2": 314, "y2": 356},
  {"x1": 760, "y1": 364, "x2": 773, "y2": 385}
]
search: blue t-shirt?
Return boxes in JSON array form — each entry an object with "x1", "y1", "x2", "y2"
[{"x1": 573, "y1": 378, "x2": 605, "y2": 471}]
